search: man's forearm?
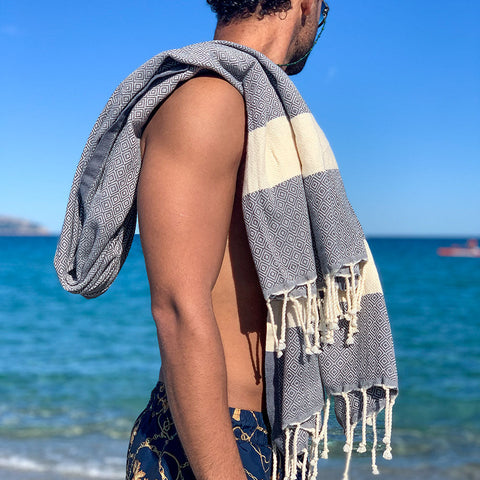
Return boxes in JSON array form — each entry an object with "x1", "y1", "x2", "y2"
[{"x1": 154, "y1": 303, "x2": 247, "y2": 480}]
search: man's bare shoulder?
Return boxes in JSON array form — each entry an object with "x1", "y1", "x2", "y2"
[{"x1": 141, "y1": 73, "x2": 246, "y2": 161}]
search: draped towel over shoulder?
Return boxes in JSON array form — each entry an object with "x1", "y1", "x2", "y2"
[{"x1": 54, "y1": 41, "x2": 398, "y2": 480}]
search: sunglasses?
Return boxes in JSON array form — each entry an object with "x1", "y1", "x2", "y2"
[{"x1": 319, "y1": 1, "x2": 330, "y2": 28}]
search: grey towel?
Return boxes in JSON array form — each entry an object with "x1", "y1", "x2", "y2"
[{"x1": 54, "y1": 41, "x2": 398, "y2": 480}]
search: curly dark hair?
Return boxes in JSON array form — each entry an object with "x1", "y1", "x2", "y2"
[{"x1": 206, "y1": 0, "x2": 292, "y2": 24}]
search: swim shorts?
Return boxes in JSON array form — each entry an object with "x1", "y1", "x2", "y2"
[{"x1": 126, "y1": 382, "x2": 273, "y2": 480}]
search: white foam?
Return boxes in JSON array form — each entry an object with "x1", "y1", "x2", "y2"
[
  {"x1": 0, "y1": 455, "x2": 47, "y2": 472},
  {"x1": 0, "y1": 453, "x2": 124, "y2": 479},
  {"x1": 58, "y1": 462, "x2": 124, "y2": 479}
]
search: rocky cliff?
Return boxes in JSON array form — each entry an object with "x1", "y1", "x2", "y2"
[{"x1": 0, "y1": 215, "x2": 51, "y2": 236}]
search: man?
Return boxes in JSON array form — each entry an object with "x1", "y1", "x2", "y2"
[
  {"x1": 126, "y1": 1, "x2": 328, "y2": 479},
  {"x1": 54, "y1": 1, "x2": 398, "y2": 479}
]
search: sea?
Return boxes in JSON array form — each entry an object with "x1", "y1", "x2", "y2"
[{"x1": 0, "y1": 236, "x2": 479, "y2": 480}]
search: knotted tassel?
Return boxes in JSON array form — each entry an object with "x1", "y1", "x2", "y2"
[
  {"x1": 342, "y1": 427, "x2": 355, "y2": 480},
  {"x1": 272, "y1": 443, "x2": 278, "y2": 480},
  {"x1": 291, "y1": 297, "x2": 315, "y2": 355},
  {"x1": 290, "y1": 425, "x2": 301, "y2": 480},
  {"x1": 308, "y1": 412, "x2": 322, "y2": 480},
  {"x1": 301, "y1": 449, "x2": 308, "y2": 480},
  {"x1": 357, "y1": 388, "x2": 368, "y2": 453},
  {"x1": 284, "y1": 426, "x2": 291, "y2": 480},
  {"x1": 266, "y1": 299, "x2": 278, "y2": 354},
  {"x1": 371, "y1": 412, "x2": 380, "y2": 475},
  {"x1": 345, "y1": 264, "x2": 364, "y2": 345},
  {"x1": 317, "y1": 296, "x2": 329, "y2": 345},
  {"x1": 311, "y1": 294, "x2": 321, "y2": 353},
  {"x1": 341, "y1": 392, "x2": 355, "y2": 480},
  {"x1": 320, "y1": 396, "x2": 331, "y2": 459},
  {"x1": 306, "y1": 285, "x2": 321, "y2": 354},
  {"x1": 278, "y1": 293, "x2": 289, "y2": 354},
  {"x1": 382, "y1": 387, "x2": 394, "y2": 460},
  {"x1": 322, "y1": 275, "x2": 341, "y2": 344},
  {"x1": 342, "y1": 392, "x2": 352, "y2": 453}
]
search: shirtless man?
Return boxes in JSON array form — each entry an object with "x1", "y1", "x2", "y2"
[{"x1": 127, "y1": 1, "x2": 328, "y2": 479}]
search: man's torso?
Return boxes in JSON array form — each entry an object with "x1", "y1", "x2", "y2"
[{"x1": 155, "y1": 81, "x2": 267, "y2": 412}]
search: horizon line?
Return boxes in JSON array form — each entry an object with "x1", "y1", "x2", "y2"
[{"x1": 1, "y1": 233, "x2": 479, "y2": 240}]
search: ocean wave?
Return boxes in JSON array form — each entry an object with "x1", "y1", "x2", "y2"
[
  {"x1": 0, "y1": 454, "x2": 124, "y2": 479},
  {"x1": 0, "y1": 435, "x2": 126, "y2": 479}
]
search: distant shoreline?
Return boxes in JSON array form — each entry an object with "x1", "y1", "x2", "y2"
[
  {"x1": 0, "y1": 215, "x2": 52, "y2": 236},
  {"x1": 0, "y1": 233, "x2": 58, "y2": 237}
]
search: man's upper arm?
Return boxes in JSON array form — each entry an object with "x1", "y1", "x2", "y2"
[{"x1": 137, "y1": 75, "x2": 246, "y2": 315}]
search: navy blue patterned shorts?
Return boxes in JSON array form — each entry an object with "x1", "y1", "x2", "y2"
[{"x1": 126, "y1": 382, "x2": 273, "y2": 480}]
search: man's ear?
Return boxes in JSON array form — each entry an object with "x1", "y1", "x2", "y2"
[{"x1": 300, "y1": 0, "x2": 317, "y2": 17}]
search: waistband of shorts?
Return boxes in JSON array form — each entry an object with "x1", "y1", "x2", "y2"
[{"x1": 149, "y1": 381, "x2": 270, "y2": 441}]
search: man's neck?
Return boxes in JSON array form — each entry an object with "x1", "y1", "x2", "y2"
[{"x1": 213, "y1": 15, "x2": 299, "y2": 67}]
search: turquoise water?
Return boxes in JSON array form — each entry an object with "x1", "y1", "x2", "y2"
[{"x1": 0, "y1": 236, "x2": 479, "y2": 479}]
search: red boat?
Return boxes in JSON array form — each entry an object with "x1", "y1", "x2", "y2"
[{"x1": 437, "y1": 239, "x2": 480, "y2": 258}]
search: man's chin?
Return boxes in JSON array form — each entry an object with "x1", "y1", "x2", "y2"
[{"x1": 285, "y1": 58, "x2": 308, "y2": 76}]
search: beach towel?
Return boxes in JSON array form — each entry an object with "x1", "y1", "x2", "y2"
[{"x1": 54, "y1": 41, "x2": 398, "y2": 480}]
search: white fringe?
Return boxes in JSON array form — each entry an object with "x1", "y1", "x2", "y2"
[
  {"x1": 371, "y1": 412, "x2": 380, "y2": 475},
  {"x1": 301, "y1": 449, "x2": 308, "y2": 480},
  {"x1": 284, "y1": 425, "x2": 291, "y2": 480},
  {"x1": 307, "y1": 412, "x2": 321, "y2": 480},
  {"x1": 342, "y1": 426, "x2": 356, "y2": 480},
  {"x1": 269, "y1": 263, "x2": 366, "y2": 360},
  {"x1": 272, "y1": 443, "x2": 278, "y2": 480},
  {"x1": 341, "y1": 392, "x2": 355, "y2": 480},
  {"x1": 279, "y1": 292, "x2": 288, "y2": 353},
  {"x1": 311, "y1": 294, "x2": 321, "y2": 353},
  {"x1": 266, "y1": 298, "x2": 279, "y2": 353},
  {"x1": 342, "y1": 392, "x2": 352, "y2": 454},
  {"x1": 323, "y1": 274, "x2": 341, "y2": 344},
  {"x1": 382, "y1": 386, "x2": 394, "y2": 460},
  {"x1": 277, "y1": 387, "x2": 396, "y2": 480},
  {"x1": 269, "y1": 264, "x2": 398, "y2": 480},
  {"x1": 357, "y1": 388, "x2": 368, "y2": 453},
  {"x1": 291, "y1": 424, "x2": 300, "y2": 480},
  {"x1": 320, "y1": 396, "x2": 330, "y2": 459},
  {"x1": 280, "y1": 403, "x2": 329, "y2": 480}
]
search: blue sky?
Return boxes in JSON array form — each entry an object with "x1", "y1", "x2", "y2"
[{"x1": 1, "y1": 0, "x2": 479, "y2": 236}]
